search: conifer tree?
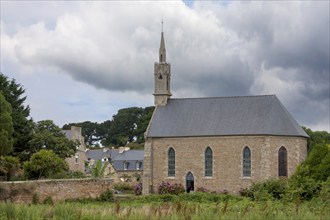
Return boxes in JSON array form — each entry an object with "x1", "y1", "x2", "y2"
[
  {"x1": 0, "y1": 73, "x2": 34, "y2": 160},
  {"x1": 0, "y1": 92, "x2": 14, "y2": 155}
]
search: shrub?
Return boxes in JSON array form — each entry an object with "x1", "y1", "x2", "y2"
[
  {"x1": 0, "y1": 156, "x2": 20, "y2": 181},
  {"x1": 241, "y1": 178, "x2": 288, "y2": 201},
  {"x1": 65, "y1": 170, "x2": 86, "y2": 179},
  {"x1": 114, "y1": 183, "x2": 134, "y2": 193},
  {"x1": 89, "y1": 160, "x2": 109, "y2": 178},
  {"x1": 23, "y1": 150, "x2": 69, "y2": 179},
  {"x1": 319, "y1": 177, "x2": 330, "y2": 202},
  {"x1": 158, "y1": 182, "x2": 185, "y2": 195},
  {"x1": 134, "y1": 183, "x2": 142, "y2": 195},
  {"x1": 32, "y1": 193, "x2": 39, "y2": 204},
  {"x1": 288, "y1": 175, "x2": 321, "y2": 201},
  {"x1": 43, "y1": 196, "x2": 54, "y2": 205},
  {"x1": 98, "y1": 189, "x2": 114, "y2": 202},
  {"x1": 287, "y1": 142, "x2": 329, "y2": 201}
]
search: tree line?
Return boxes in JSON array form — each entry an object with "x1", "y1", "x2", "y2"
[
  {"x1": 0, "y1": 72, "x2": 153, "y2": 180},
  {"x1": 62, "y1": 106, "x2": 154, "y2": 148}
]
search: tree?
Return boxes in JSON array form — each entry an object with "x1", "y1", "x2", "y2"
[
  {"x1": 289, "y1": 128, "x2": 330, "y2": 200},
  {"x1": 62, "y1": 121, "x2": 100, "y2": 146},
  {"x1": 23, "y1": 149, "x2": 69, "y2": 179},
  {"x1": 0, "y1": 92, "x2": 14, "y2": 155},
  {"x1": 0, "y1": 73, "x2": 34, "y2": 160},
  {"x1": 135, "y1": 106, "x2": 154, "y2": 143},
  {"x1": 106, "y1": 107, "x2": 144, "y2": 146},
  {"x1": 0, "y1": 155, "x2": 20, "y2": 181},
  {"x1": 100, "y1": 106, "x2": 154, "y2": 147},
  {"x1": 303, "y1": 126, "x2": 330, "y2": 152},
  {"x1": 28, "y1": 120, "x2": 78, "y2": 158}
]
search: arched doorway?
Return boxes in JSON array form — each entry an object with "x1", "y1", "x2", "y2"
[{"x1": 186, "y1": 172, "x2": 194, "y2": 193}]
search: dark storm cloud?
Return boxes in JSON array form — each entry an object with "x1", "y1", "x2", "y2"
[{"x1": 2, "y1": 1, "x2": 329, "y2": 130}]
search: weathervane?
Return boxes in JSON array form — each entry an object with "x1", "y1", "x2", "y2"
[{"x1": 161, "y1": 18, "x2": 163, "y2": 32}]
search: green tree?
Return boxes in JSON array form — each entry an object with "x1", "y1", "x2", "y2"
[
  {"x1": 0, "y1": 92, "x2": 14, "y2": 155},
  {"x1": 303, "y1": 126, "x2": 330, "y2": 152},
  {"x1": 28, "y1": 120, "x2": 78, "y2": 158},
  {"x1": 97, "y1": 120, "x2": 112, "y2": 146},
  {"x1": 23, "y1": 149, "x2": 69, "y2": 179},
  {"x1": 135, "y1": 106, "x2": 154, "y2": 143},
  {"x1": 100, "y1": 106, "x2": 154, "y2": 147},
  {"x1": 0, "y1": 155, "x2": 20, "y2": 181},
  {"x1": 289, "y1": 128, "x2": 330, "y2": 200},
  {"x1": 101, "y1": 107, "x2": 142, "y2": 146},
  {"x1": 0, "y1": 73, "x2": 34, "y2": 160},
  {"x1": 62, "y1": 121, "x2": 100, "y2": 146}
]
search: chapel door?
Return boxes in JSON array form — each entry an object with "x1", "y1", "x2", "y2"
[{"x1": 186, "y1": 172, "x2": 194, "y2": 193}]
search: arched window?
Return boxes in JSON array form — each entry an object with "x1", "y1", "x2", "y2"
[
  {"x1": 205, "y1": 147, "x2": 213, "y2": 176},
  {"x1": 168, "y1": 147, "x2": 175, "y2": 177},
  {"x1": 278, "y1": 146, "x2": 288, "y2": 177},
  {"x1": 243, "y1": 146, "x2": 251, "y2": 177}
]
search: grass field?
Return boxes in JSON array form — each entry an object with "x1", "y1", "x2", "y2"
[{"x1": 0, "y1": 193, "x2": 329, "y2": 219}]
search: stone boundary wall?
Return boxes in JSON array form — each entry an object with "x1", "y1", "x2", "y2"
[{"x1": 0, "y1": 178, "x2": 113, "y2": 203}]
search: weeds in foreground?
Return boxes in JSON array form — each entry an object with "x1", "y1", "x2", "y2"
[{"x1": 0, "y1": 194, "x2": 329, "y2": 220}]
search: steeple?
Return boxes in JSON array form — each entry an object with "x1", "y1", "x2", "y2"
[
  {"x1": 153, "y1": 28, "x2": 171, "y2": 106},
  {"x1": 159, "y1": 31, "x2": 166, "y2": 63}
]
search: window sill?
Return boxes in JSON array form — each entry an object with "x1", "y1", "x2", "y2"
[
  {"x1": 203, "y1": 177, "x2": 214, "y2": 179},
  {"x1": 241, "y1": 176, "x2": 252, "y2": 180},
  {"x1": 165, "y1": 177, "x2": 176, "y2": 179}
]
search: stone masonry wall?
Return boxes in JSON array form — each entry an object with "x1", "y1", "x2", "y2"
[
  {"x1": 143, "y1": 135, "x2": 307, "y2": 194},
  {"x1": 0, "y1": 178, "x2": 113, "y2": 203}
]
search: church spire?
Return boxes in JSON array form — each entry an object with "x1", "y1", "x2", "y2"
[
  {"x1": 159, "y1": 23, "x2": 166, "y2": 63},
  {"x1": 154, "y1": 23, "x2": 171, "y2": 106}
]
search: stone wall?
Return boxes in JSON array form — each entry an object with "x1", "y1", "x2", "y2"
[
  {"x1": 0, "y1": 178, "x2": 113, "y2": 203},
  {"x1": 143, "y1": 135, "x2": 307, "y2": 194}
]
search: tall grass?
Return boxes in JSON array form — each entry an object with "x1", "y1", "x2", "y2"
[{"x1": 0, "y1": 194, "x2": 329, "y2": 220}]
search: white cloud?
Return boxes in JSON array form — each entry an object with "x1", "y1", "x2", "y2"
[{"x1": 1, "y1": 1, "x2": 329, "y2": 131}]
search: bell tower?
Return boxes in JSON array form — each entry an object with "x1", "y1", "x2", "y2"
[{"x1": 154, "y1": 29, "x2": 171, "y2": 106}]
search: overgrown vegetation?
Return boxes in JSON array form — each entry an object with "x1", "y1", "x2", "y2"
[
  {"x1": 88, "y1": 160, "x2": 109, "y2": 178},
  {"x1": 158, "y1": 181, "x2": 185, "y2": 195},
  {"x1": 114, "y1": 183, "x2": 134, "y2": 194},
  {"x1": 23, "y1": 150, "x2": 69, "y2": 179},
  {"x1": 0, "y1": 193, "x2": 329, "y2": 220},
  {"x1": 98, "y1": 189, "x2": 114, "y2": 202}
]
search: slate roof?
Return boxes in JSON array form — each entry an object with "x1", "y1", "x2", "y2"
[
  {"x1": 85, "y1": 149, "x2": 111, "y2": 161},
  {"x1": 111, "y1": 150, "x2": 144, "y2": 171},
  {"x1": 85, "y1": 149, "x2": 144, "y2": 171},
  {"x1": 147, "y1": 95, "x2": 308, "y2": 138}
]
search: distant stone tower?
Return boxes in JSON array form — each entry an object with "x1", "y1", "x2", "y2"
[{"x1": 153, "y1": 31, "x2": 171, "y2": 106}]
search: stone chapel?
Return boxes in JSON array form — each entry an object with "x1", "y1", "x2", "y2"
[{"x1": 142, "y1": 31, "x2": 308, "y2": 195}]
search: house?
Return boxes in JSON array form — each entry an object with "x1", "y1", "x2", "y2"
[
  {"x1": 142, "y1": 31, "x2": 308, "y2": 194},
  {"x1": 109, "y1": 147, "x2": 144, "y2": 171},
  {"x1": 85, "y1": 147, "x2": 112, "y2": 176},
  {"x1": 85, "y1": 147, "x2": 144, "y2": 181},
  {"x1": 62, "y1": 126, "x2": 88, "y2": 173}
]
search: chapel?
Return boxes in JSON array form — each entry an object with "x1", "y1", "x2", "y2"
[{"x1": 142, "y1": 31, "x2": 308, "y2": 195}]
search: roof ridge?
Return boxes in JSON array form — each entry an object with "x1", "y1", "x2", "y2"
[{"x1": 170, "y1": 94, "x2": 276, "y2": 100}]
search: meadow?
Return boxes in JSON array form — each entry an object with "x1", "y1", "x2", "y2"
[{"x1": 0, "y1": 193, "x2": 329, "y2": 220}]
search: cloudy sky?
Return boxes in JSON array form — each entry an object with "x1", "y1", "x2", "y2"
[{"x1": 1, "y1": 1, "x2": 329, "y2": 131}]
